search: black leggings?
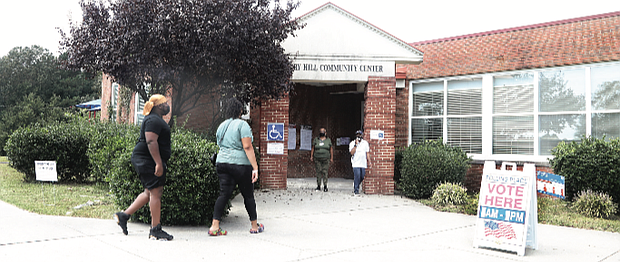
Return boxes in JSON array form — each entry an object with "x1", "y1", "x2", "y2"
[{"x1": 212, "y1": 163, "x2": 257, "y2": 221}]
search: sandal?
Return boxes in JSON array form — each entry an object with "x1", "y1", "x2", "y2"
[
  {"x1": 208, "y1": 228, "x2": 227, "y2": 236},
  {"x1": 250, "y1": 223, "x2": 264, "y2": 234}
]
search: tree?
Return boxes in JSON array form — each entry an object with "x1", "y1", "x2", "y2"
[
  {"x1": 0, "y1": 46, "x2": 99, "y2": 154},
  {"x1": 60, "y1": 0, "x2": 302, "y2": 127}
]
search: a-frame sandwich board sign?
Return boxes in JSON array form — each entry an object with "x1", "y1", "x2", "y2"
[{"x1": 473, "y1": 161, "x2": 538, "y2": 256}]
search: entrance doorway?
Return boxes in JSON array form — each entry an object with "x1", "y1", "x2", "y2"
[{"x1": 287, "y1": 83, "x2": 365, "y2": 179}]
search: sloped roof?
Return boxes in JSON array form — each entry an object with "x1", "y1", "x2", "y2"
[
  {"x1": 283, "y1": 2, "x2": 423, "y2": 64},
  {"x1": 406, "y1": 11, "x2": 620, "y2": 80}
]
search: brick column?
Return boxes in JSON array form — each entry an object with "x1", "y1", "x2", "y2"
[
  {"x1": 258, "y1": 95, "x2": 289, "y2": 189},
  {"x1": 363, "y1": 76, "x2": 396, "y2": 194}
]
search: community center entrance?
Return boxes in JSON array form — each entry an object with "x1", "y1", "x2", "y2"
[
  {"x1": 287, "y1": 83, "x2": 365, "y2": 179},
  {"x1": 256, "y1": 3, "x2": 423, "y2": 194}
]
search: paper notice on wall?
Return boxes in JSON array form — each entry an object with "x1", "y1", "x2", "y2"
[
  {"x1": 267, "y1": 143, "x2": 284, "y2": 155},
  {"x1": 300, "y1": 125, "x2": 312, "y2": 151},
  {"x1": 288, "y1": 124, "x2": 297, "y2": 150}
]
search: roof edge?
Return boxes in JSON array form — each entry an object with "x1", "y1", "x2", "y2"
[{"x1": 409, "y1": 10, "x2": 620, "y2": 46}]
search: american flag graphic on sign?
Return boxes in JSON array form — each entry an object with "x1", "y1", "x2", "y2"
[{"x1": 484, "y1": 221, "x2": 516, "y2": 239}]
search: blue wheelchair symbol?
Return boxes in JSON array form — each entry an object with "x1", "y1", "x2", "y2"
[{"x1": 268, "y1": 123, "x2": 284, "y2": 141}]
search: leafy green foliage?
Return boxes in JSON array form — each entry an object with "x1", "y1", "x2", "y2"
[
  {"x1": 60, "y1": 0, "x2": 302, "y2": 126},
  {"x1": 572, "y1": 190, "x2": 618, "y2": 219},
  {"x1": 398, "y1": 140, "x2": 471, "y2": 199},
  {"x1": 431, "y1": 182, "x2": 468, "y2": 206},
  {"x1": 549, "y1": 136, "x2": 620, "y2": 202},
  {"x1": 87, "y1": 121, "x2": 139, "y2": 183},
  {"x1": 464, "y1": 193, "x2": 480, "y2": 215},
  {"x1": 0, "y1": 46, "x2": 99, "y2": 154},
  {"x1": 4, "y1": 119, "x2": 91, "y2": 182},
  {"x1": 108, "y1": 128, "x2": 222, "y2": 225}
]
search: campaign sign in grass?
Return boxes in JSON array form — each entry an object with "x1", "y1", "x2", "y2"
[
  {"x1": 537, "y1": 171, "x2": 565, "y2": 199},
  {"x1": 473, "y1": 161, "x2": 538, "y2": 256},
  {"x1": 35, "y1": 161, "x2": 58, "y2": 182}
]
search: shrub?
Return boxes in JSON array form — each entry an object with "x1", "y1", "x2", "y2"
[
  {"x1": 431, "y1": 182, "x2": 468, "y2": 206},
  {"x1": 398, "y1": 139, "x2": 471, "y2": 199},
  {"x1": 4, "y1": 119, "x2": 91, "y2": 182},
  {"x1": 87, "y1": 121, "x2": 139, "y2": 183},
  {"x1": 549, "y1": 136, "x2": 620, "y2": 202},
  {"x1": 109, "y1": 128, "x2": 222, "y2": 225},
  {"x1": 463, "y1": 193, "x2": 480, "y2": 215},
  {"x1": 572, "y1": 190, "x2": 618, "y2": 219}
]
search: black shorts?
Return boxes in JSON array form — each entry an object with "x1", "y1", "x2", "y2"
[{"x1": 131, "y1": 156, "x2": 166, "y2": 190}]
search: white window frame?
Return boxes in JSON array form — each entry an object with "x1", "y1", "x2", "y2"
[{"x1": 408, "y1": 61, "x2": 620, "y2": 163}]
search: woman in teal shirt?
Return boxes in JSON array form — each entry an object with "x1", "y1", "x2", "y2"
[
  {"x1": 310, "y1": 127, "x2": 333, "y2": 192},
  {"x1": 209, "y1": 98, "x2": 263, "y2": 236}
]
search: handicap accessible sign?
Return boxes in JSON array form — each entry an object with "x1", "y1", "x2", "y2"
[{"x1": 267, "y1": 123, "x2": 284, "y2": 141}]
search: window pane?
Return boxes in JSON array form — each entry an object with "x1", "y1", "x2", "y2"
[
  {"x1": 592, "y1": 113, "x2": 620, "y2": 139},
  {"x1": 447, "y1": 117, "x2": 482, "y2": 154},
  {"x1": 494, "y1": 73, "x2": 534, "y2": 114},
  {"x1": 413, "y1": 82, "x2": 444, "y2": 117},
  {"x1": 411, "y1": 118, "x2": 443, "y2": 143},
  {"x1": 539, "y1": 114, "x2": 586, "y2": 155},
  {"x1": 136, "y1": 95, "x2": 145, "y2": 125},
  {"x1": 591, "y1": 64, "x2": 620, "y2": 110},
  {"x1": 448, "y1": 79, "x2": 482, "y2": 115},
  {"x1": 539, "y1": 69, "x2": 586, "y2": 112},
  {"x1": 493, "y1": 116, "x2": 534, "y2": 155}
]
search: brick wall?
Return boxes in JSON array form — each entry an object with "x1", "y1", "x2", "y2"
[
  {"x1": 363, "y1": 76, "x2": 396, "y2": 194},
  {"x1": 259, "y1": 95, "x2": 290, "y2": 189},
  {"x1": 395, "y1": 85, "x2": 409, "y2": 149},
  {"x1": 407, "y1": 12, "x2": 620, "y2": 79}
]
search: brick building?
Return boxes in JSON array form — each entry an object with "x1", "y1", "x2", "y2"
[
  {"x1": 405, "y1": 11, "x2": 620, "y2": 191},
  {"x1": 101, "y1": 3, "x2": 620, "y2": 194}
]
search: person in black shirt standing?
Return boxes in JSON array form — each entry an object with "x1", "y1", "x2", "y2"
[{"x1": 114, "y1": 94, "x2": 173, "y2": 241}]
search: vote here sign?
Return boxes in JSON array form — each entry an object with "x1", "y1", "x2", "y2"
[{"x1": 474, "y1": 161, "x2": 537, "y2": 256}]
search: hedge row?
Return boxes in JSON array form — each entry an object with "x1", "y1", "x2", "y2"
[{"x1": 4, "y1": 116, "x2": 225, "y2": 225}]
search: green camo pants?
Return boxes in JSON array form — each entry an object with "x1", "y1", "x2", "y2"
[{"x1": 314, "y1": 158, "x2": 329, "y2": 187}]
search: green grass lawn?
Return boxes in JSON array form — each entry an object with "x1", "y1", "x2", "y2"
[{"x1": 0, "y1": 157, "x2": 116, "y2": 219}]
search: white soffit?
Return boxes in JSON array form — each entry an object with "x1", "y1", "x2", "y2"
[{"x1": 282, "y1": 3, "x2": 423, "y2": 64}]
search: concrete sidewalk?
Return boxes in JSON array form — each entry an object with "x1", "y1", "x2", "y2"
[{"x1": 2, "y1": 178, "x2": 620, "y2": 262}]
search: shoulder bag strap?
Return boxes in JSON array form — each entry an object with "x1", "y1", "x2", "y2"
[{"x1": 218, "y1": 119, "x2": 235, "y2": 145}]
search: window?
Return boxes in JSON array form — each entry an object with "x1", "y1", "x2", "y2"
[
  {"x1": 539, "y1": 114, "x2": 586, "y2": 155},
  {"x1": 111, "y1": 83, "x2": 119, "y2": 121},
  {"x1": 447, "y1": 79, "x2": 482, "y2": 153},
  {"x1": 409, "y1": 62, "x2": 620, "y2": 159},
  {"x1": 135, "y1": 94, "x2": 146, "y2": 125},
  {"x1": 447, "y1": 117, "x2": 482, "y2": 154},
  {"x1": 493, "y1": 116, "x2": 534, "y2": 155},
  {"x1": 539, "y1": 69, "x2": 585, "y2": 112},
  {"x1": 591, "y1": 64, "x2": 620, "y2": 111},
  {"x1": 412, "y1": 82, "x2": 443, "y2": 116},
  {"x1": 538, "y1": 69, "x2": 586, "y2": 154},
  {"x1": 493, "y1": 73, "x2": 534, "y2": 155},
  {"x1": 411, "y1": 82, "x2": 443, "y2": 143}
]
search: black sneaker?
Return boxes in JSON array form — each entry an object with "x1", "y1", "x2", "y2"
[
  {"x1": 323, "y1": 187, "x2": 328, "y2": 192},
  {"x1": 114, "y1": 212, "x2": 130, "y2": 235},
  {"x1": 149, "y1": 224, "x2": 173, "y2": 241},
  {"x1": 315, "y1": 186, "x2": 321, "y2": 191}
]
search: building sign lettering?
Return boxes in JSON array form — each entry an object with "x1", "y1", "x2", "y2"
[{"x1": 294, "y1": 63, "x2": 383, "y2": 73}]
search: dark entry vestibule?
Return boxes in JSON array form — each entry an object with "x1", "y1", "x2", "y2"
[{"x1": 287, "y1": 83, "x2": 365, "y2": 179}]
